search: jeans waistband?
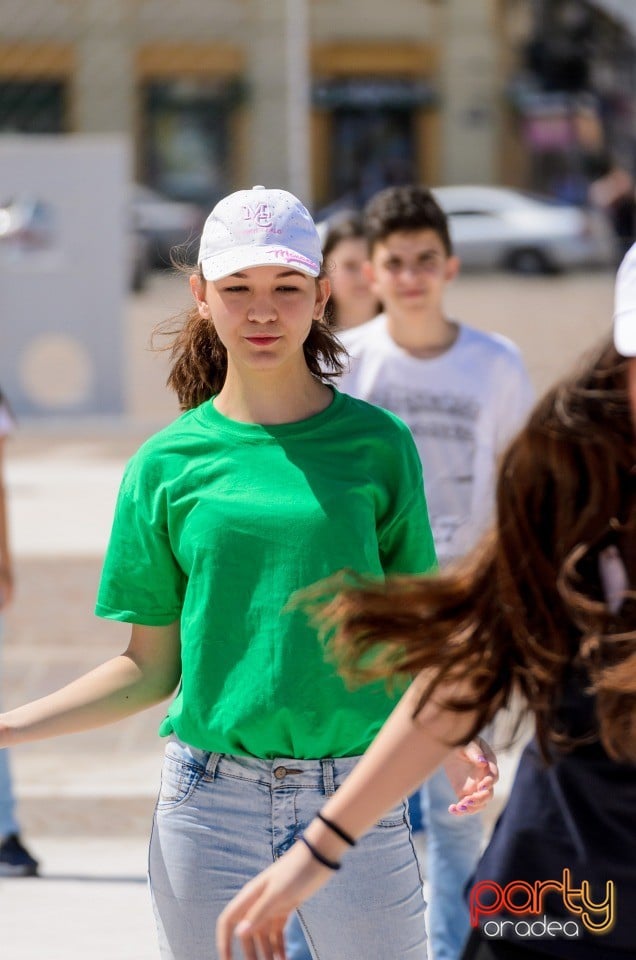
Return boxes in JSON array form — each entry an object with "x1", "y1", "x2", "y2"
[{"x1": 169, "y1": 737, "x2": 361, "y2": 792}]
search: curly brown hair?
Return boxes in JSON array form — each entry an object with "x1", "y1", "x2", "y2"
[
  {"x1": 154, "y1": 267, "x2": 345, "y2": 410},
  {"x1": 317, "y1": 336, "x2": 636, "y2": 763}
]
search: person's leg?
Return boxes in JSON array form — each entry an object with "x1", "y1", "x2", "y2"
[
  {"x1": 0, "y1": 617, "x2": 19, "y2": 840},
  {"x1": 279, "y1": 757, "x2": 428, "y2": 960},
  {"x1": 149, "y1": 743, "x2": 277, "y2": 960},
  {"x1": 0, "y1": 748, "x2": 19, "y2": 839},
  {"x1": 285, "y1": 912, "x2": 314, "y2": 960},
  {"x1": 284, "y1": 793, "x2": 424, "y2": 960},
  {"x1": 150, "y1": 748, "x2": 428, "y2": 960},
  {"x1": 421, "y1": 768, "x2": 483, "y2": 960}
]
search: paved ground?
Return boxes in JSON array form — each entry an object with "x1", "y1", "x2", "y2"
[{"x1": 0, "y1": 266, "x2": 616, "y2": 957}]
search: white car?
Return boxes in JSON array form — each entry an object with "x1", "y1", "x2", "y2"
[{"x1": 431, "y1": 185, "x2": 618, "y2": 273}]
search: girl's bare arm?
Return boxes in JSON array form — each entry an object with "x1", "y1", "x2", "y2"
[{"x1": 0, "y1": 622, "x2": 181, "y2": 747}]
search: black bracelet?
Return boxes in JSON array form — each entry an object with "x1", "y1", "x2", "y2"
[
  {"x1": 316, "y1": 812, "x2": 356, "y2": 847},
  {"x1": 299, "y1": 835, "x2": 341, "y2": 871}
]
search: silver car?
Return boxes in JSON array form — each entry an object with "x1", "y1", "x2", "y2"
[{"x1": 432, "y1": 185, "x2": 618, "y2": 273}]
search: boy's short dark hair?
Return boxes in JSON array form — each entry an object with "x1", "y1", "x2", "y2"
[{"x1": 363, "y1": 185, "x2": 453, "y2": 257}]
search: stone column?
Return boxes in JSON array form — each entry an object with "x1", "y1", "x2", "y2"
[
  {"x1": 438, "y1": 0, "x2": 502, "y2": 184},
  {"x1": 72, "y1": 0, "x2": 136, "y2": 135},
  {"x1": 246, "y1": 0, "x2": 312, "y2": 203}
]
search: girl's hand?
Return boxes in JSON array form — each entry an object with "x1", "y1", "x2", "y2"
[
  {"x1": 443, "y1": 736, "x2": 498, "y2": 815},
  {"x1": 216, "y1": 840, "x2": 333, "y2": 960}
]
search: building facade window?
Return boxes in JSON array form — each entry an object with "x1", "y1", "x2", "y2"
[
  {"x1": 310, "y1": 44, "x2": 439, "y2": 213},
  {"x1": 0, "y1": 81, "x2": 67, "y2": 134},
  {"x1": 141, "y1": 78, "x2": 243, "y2": 207},
  {"x1": 313, "y1": 78, "x2": 435, "y2": 212}
]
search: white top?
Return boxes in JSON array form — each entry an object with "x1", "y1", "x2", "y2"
[
  {"x1": 614, "y1": 240, "x2": 636, "y2": 357},
  {"x1": 339, "y1": 315, "x2": 535, "y2": 565}
]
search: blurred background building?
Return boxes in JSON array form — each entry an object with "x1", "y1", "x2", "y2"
[
  {"x1": 1, "y1": 0, "x2": 635, "y2": 214},
  {"x1": 1, "y1": 0, "x2": 635, "y2": 417}
]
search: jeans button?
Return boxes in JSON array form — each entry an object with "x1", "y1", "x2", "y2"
[{"x1": 273, "y1": 766, "x2": 287, "y2": 780}]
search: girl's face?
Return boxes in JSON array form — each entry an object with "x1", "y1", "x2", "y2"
[
  {"x1": 190, "y1": 265, "x2": 330, "y2": 376},
  {"x1": 326, "y1": 237, "x2": 374, "y2": 308}
]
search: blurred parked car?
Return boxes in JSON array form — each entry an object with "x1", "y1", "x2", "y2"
[
  {"x1": 431, "y1": 185, "x2": 617, "y2": 273},
  {"x1": 132, "y1": 184, "x2": 204, "y2": 268},
  {"x1": 0, "y1": 196, "x2": 55, "y2": 252},
  {"x1": 130, "y1": 217, "x2": 151, "y2": 292},
  {"x1": 0, "y1": 194, "x2": 151, "y2": 292}
]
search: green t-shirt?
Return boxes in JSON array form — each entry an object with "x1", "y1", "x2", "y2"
[{"x1": 96, "y1": 388, "x2": 436, "y2": 759}]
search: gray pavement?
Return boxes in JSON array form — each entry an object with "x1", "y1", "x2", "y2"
[{"x1": 0, "y1": 267, "x2": 616, "y2": 957}]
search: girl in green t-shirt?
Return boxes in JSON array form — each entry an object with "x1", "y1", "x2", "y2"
[{"x1": 0, "y1": 186, "x2": 492, "y2": 960}]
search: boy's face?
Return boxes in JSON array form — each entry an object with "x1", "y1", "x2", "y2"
[{"x1": 365, "y1": 229, "x2": 459, "y2": 317}]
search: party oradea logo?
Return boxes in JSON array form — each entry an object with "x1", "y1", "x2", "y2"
[{"x1": 469, "y1": 869, "x2": 615, "y2": 940}]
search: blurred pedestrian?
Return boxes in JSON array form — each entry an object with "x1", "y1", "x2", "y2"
[
  {"x1": 588, "y1": 152, "x2": 636, "y2": 262},
  {"x1": 217, "y1": 317, "x2": 636, "y2": 960},
  {"x1": 0, "y1": 388, "x2": 38, "y2": 877},
  {"x1": 337, "y1": 184, "x2": 534, "y2": 960},
  {"x1": 320, "y1": 211, "x2": 380, "y2": 331},
  {"x1": 0, "y1": 186, "x2": 493, "y2": 959}
]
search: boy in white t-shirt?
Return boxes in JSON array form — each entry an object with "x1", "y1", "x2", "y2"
[{"x1": 338, "y1": 186, "x2": 534, "y2": 960}]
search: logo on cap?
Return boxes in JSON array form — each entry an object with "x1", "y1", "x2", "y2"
[{"x1": 242, "y1": 202, "x2": 273, "y2": 228}]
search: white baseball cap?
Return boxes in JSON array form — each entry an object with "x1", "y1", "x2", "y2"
[
  {"x1": 614, "y1": 241, "x2": 636, "y2": 357},
  {"x1": 198, "y1": 185, "x2": 322, "y2": 281}
]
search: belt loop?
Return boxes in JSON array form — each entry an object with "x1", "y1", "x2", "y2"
[
  {"x1": 320, "y1": 758, "x2": 335, "y2": 797},
  {"x1": 205, "y1": 752, "x2": 222, "y2": 780}
]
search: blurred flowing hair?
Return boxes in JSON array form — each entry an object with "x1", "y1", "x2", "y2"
[{"x1": 315, "y1": 336, "x2": 636, "y2": 763}]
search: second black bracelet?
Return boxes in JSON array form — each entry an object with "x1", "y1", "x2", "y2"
[
  {"x1": 316, "y1": 811, "x2": 356, "y2": 847},
  {"x1": 299, "y1": 835, "x2": 341, "y2": 871}
]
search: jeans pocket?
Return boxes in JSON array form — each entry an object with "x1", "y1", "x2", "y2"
[
  {"x1": 377, "y1": 797, "x2": 408, "y2": 828},
  {"x1": 157, "y1": 749, "x2": 206, "y2": 809}
]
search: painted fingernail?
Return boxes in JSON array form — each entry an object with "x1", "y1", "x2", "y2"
[
  {"x1": 477, "y1": 756, "x2": 488, "y2": 763},
  {"x1": 458, "y1": 804, "x2": 468, "y2": 811}
]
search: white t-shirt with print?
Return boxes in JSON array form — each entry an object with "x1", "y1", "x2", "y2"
[{"x1": 339, "y1": 315, "x2": 535, "y2": 565}]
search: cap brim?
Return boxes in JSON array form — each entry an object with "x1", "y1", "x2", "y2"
[
  {"x1": 200, "y1": 244, "x2": 320, "y2": 281},
  {"x1": 614, "y1": 243, "x2": 636, "y2": 356},
  {"x1": 614, "y1": 311, "x2": 636, "y2": 357}
]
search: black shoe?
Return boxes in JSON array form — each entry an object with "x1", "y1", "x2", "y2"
[{"x1": 0, "y1": 833, "x2": 39, "y2": 877}]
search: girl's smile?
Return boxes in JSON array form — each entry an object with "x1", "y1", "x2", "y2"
[{"x1": 244, "y1": 335, "x2": 282, "y2": 346}]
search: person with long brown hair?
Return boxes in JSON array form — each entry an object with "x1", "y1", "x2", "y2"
[
  {"x1": 216, "y1": 309, "x2": 635, "y2": 958},
  {"x1": 0, "y1": 186, "x2": 494, "y2": 960}
]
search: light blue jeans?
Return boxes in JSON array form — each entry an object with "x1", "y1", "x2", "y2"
[
  {"x1": 0, "y1": 617, "x2": 19, "y2": 839},
  {"x1": 149, "y1": 738, "x2": 428, "y2": 960},
  {"x1": 420, "y1": 768, "x2": 483, "y2": 960}
]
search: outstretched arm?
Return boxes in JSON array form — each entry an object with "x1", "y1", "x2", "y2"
[
  {"x1": 0, "y1": 621, "x2": 181, "y2": 748},
  {"x1": 216, "y1": 675, "x2": 497, "y2": 960}
]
